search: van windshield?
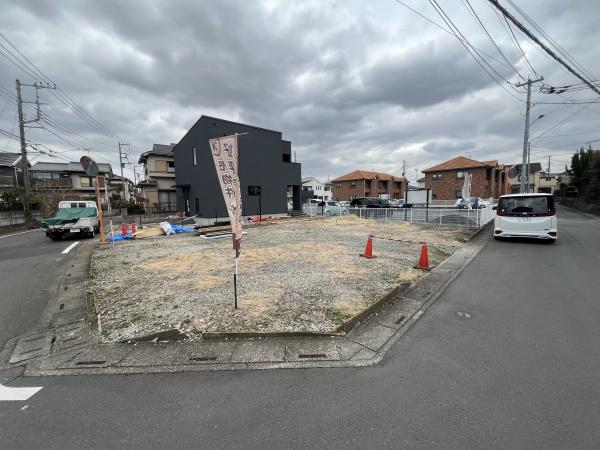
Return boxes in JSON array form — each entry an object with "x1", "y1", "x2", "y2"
[{"x1": 498, "y1": 196, "x2": 554, "y2": 216}]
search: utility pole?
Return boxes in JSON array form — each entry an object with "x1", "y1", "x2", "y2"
[
  {"x1": 547, "y1": 155, "x2": 551, "y2": 175},
  {"x1": 118, "y1": 142, "x2": 128, "y2": 201},
  {"x1": 15, "y1": 79, "x2": 30, "y2": 221},
  {"x1": 516, "y1": 77, "x2": 543, "y2": 193},
  {"x1": 526, "y1": 141, "x2": 531, "y2": 193},
  {"x1": 414, "y1": 168, "x2": 418, "y2": 185},
  {"x1": 15, "y1": 80, "x2": 56, "y2": 223},
  {"x1": 402, "y1": 160, "x2": 407, "y2": 178}
]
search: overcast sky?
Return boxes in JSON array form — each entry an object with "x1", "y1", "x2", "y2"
[{"x1": 1, "y1": 0, "x2": 599, "y2": 184}]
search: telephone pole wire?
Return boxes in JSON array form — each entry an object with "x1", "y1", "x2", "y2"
[
  {"x1": 516, "y1": 77, "x2": 544, "y2": 193},
  {"x1": 487, "y1": 0, "x2": 600, "y2": 96}
]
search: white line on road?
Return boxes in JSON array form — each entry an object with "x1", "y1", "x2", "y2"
[
  {"x1": 62, "y1": 241, "x2": 80, "y2": 254},
  {"x1": 0, "y1": 228, "x2": 41, "y2": 239},
  {"x1": 0, "y1": 383, "x2": 43, "y2": 401}
]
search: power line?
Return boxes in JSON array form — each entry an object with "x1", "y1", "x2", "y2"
[
  {"x1": 391, "y1": 0, "x2": 515, "y2": 72},
  {"x1": 428, "y1": 0, "x2": 525, "y2": 102},
  {"x1": 488, "y1": 3, "x2": 539, "y2": 78},
  {"x1": 461, "y1": 0, "x2": 523, "y2": 80},
  {"x1": 505, "y1": 0, "x2": 596, "y2": 82},
  {"x1": 487, "y1": 0, "x2": 600, "y2": 96},
  {"x1": 0, "y1": 32, "x2": 119, "y2": 139}
]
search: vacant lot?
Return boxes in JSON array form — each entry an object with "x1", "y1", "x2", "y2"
[{"x1": 90, "y1": 216, "x2": 473, "y2": 341}]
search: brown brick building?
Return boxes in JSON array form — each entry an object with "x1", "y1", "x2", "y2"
[
  {"x1": 331, "y1": 170, "x2": 407, "y2": 201},
  {"x1": 423, "y1": 156, "x2": 509, "y2": 200}
]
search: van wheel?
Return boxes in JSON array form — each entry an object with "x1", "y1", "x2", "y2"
[
  {"x1": 88, "y1": 228, "x2": 95, "y2": 239},
  {"x1": 494, "y1": 236, "x2": 502, "y2": 241}
]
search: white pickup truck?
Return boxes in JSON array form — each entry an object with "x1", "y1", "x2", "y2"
[{"x1": 41, "y1": 200, "x2": 99, "y2": 241}]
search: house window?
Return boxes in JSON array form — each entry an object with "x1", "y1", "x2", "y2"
[
  {"x1": 282, "y1": 153, "x2": 291, "y2": 163},
  {"x1": 364, "y1": 180, "x2": 371, "y2": 189},
  {"x1": 394, "y1": 182, "x2": 401, "y2": 190},
  {"x1": 486, "y1": 168, "x2": 492, "y2": 180},
  {"x1": 192, "y1": 147, "x2": 197, "y2": 166},
  {"x1": 379, "y1": 181, "x2": 388, "y2": 189},
  {"x1": 303, "y1": 186, "x2": 311, "y2": 191},
  {"x1": 350, "y1": 181, "x2": 356, "y2": 187},
  {"x1": 167, "y1": 161, "x2": 175, "y2": 173},
  {"x1": 155, "y1": 160, "x2": 168, "y2": 172},
  {"x1": 432, "y1": 174, "x2": 442, "y2": 180},
  {"x1": 80, "y1": 176, "x2": 104, "y2": 188},
  {"x1": 336, "y1": 184, "x2": 341, "y2": 188},
  {"x1": 455, "y1": 190, "x2": 463, "y2": 198},
  {"x1": 456, "y1": 171, "x2": 466, "y2": 179}
]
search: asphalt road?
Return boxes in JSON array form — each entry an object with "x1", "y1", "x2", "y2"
[
  {"x1": 0, "y1": 230, "x2": 83, "y2": 348},
  {"x1": 1, "y1": 206, "x2": 599, "y2": 449}
]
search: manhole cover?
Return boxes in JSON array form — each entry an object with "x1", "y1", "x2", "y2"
[{"x1": 455, "y1": 311, "x2": 472, "y2": 319}]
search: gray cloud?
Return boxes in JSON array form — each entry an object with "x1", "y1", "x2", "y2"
[{"x1": 1, "y1": 0, "x2": 600, "y2": 183}]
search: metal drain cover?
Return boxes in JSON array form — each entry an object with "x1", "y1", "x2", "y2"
[{"x1": 455, "y1": 311, "x2": 472, "y2": 319}]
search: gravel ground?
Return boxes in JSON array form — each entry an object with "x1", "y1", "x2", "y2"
[{"x1": 89, "y1": 216, "x2": 473, "y2": 341}]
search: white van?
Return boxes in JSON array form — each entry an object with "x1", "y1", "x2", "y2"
[{"x1": 494, "y1": 193, "x2": 557, "y2": 242}]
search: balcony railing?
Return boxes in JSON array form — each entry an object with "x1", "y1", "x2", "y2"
[{"x1": 31, "y1": 178, "x2": 73, "y2": 190}]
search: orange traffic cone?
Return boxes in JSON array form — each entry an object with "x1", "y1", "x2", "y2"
[
  {"x1": 414, "y1": 243, "x2": 432, "y2": 270},
  {"x1": 360, "y1": 235, "x2": 376, "y2": 259},
  {"x1": 131, "y1": 222, "x2": 137, "y2": 234},
  {"x1": 121, "y1": 223, "x2": 128, "y2": 236}
]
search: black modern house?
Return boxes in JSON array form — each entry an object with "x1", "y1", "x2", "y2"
[{"x1": 173, "y1": 116, "x2": 302, "y2": 219}]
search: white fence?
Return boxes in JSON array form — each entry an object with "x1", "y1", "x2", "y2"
[{"x1": 302, "y1": 206, "x2": 496, "y2": 229}]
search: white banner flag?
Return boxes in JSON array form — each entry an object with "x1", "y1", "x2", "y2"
[{"x1": 209, "y1": 135, "x2": 243, "y2": 257}]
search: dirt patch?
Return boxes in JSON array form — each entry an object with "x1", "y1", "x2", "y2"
[{"x1": 89, "y1": 217, "x2": 472, "y2": 341}]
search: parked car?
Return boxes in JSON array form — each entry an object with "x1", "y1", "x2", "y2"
[
  {"x1": 349, "y1": 197, "x2": 386, "y2": 208},
  {"x1": 388, "y1": 199, "x2": 406, "y2": 208},
  {"x1": 455, "y1": 197, "x2": 480, "y2": 209},
  {"x1": 493, "y1": 193, "x2": 557, "y2": 242},
  {"x1": 317, "y1": 201, "x2": 348, "y2": 216}
]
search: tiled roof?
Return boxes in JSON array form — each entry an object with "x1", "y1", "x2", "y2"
[
  {"x1": 422, "y1": 156, "x2": 495, "y2": 172},
  {"x1": 138, "y1": 143, "x2": 175, "y2": 163},
  {"x1": 332, "y1": 170, "x2": 406, "y2": 183},
  {"x1": 0, "y1": 152, "x2": 22, "y2": 167},
  {"x1": 30, "y1": 161, "x2": 113, "y2": 174}
]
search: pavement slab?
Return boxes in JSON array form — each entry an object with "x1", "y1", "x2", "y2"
[
  {"x1": 346, "y1": 323, "x2": 397, "y2": 351},
  {"x1": 118, "y1": 343, "x2": 181, "y2": 367},
  {"x1": 284, "y1": 339, "x2": 341, "y2": 362},
  {"x1": 230, "y1": 340, "x2": 286, "y2": 363},
  {"x1": 172, "y1": 341, "x2": 237, "y2": 365}
]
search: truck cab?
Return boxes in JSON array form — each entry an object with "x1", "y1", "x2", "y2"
[{"x1": 42, "y1": 201, "x2": 99, "y2": 241}]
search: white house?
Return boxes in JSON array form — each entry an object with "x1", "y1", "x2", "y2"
[{"x1": 302, "y1": 176, "x2": 331, "y2": 202}]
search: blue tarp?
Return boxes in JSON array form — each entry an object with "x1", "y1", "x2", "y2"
[{"x1": 171, "y1": 225, "x2": 194, "y2": 233}]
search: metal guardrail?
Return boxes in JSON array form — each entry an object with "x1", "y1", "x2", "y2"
[{"x1": 302, "y1": 206, "x2": 496, "y2": 229}]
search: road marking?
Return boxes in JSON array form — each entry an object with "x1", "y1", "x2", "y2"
[
  {"x1": 62, "y1": 241, "x2": 80, "y2": 254},
  {"x1": 0, "y1": 383, "x2": 43, "y2": 401},
  {"x1": 0, "y1": 228, "x2": 41, "y2": 239}
]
